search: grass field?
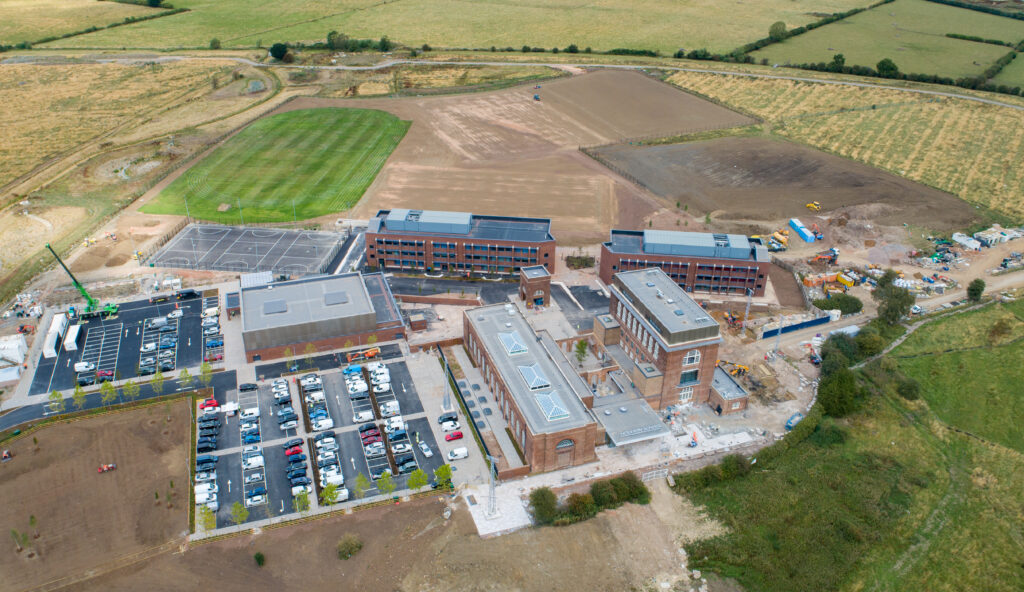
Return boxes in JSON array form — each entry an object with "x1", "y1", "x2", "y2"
[
  {"x1": 39, "y1": 0, "x2": 871, "y2": 53},
  {"x1": 894, "y1": 300, "x2": 1024, "y2": 452},
  {"x1": 675, "y1": 306, "x2": 1024, "y2": 591},
  {"x1": 752, "y1": 0, "x2": 1024, "y2": 78},
  {"x1": 991, "y1": 53, "x2": 1024, "y2": 87},
  {"x1": 0, "y1": 0, "x2": 157, "y2": 44},
  {"x1": 667, "y1": 71, "x2": 1024, "y2": 219},
  {"x1": 142, "y1": 108, "x2": 409, "y2": 223}
]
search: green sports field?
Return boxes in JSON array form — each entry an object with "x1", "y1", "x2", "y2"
[{"x1": 142, "y1": 108, "x2": 408, "y2": 223}]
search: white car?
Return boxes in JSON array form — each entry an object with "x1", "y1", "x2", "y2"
[
  {"x1": 195, "y1": 482, "x2": 219, "y2": 494},
  {"x1": 391, "y1": 442, "x2": 412, "y2": 454},
  {"x1": 279, "y1": 420, "x2": 298, "y2": 430},
  {"x1": 140, "y1": 342, "x2": 156, "y2": 353},
  {"x1": 272, "y1": 379, "x2": 288, "y2": 387},
  {"x1": 240, "y1": 420, "x2": 259, "y2": 431},
  {"x1": 352, "y1": 410, "x2": 374, "y2": 423},
  {"x1": 201, "y1": 317, "x2": 218, "y2": 327},
  {"x1": 245, "y1": 494, "x2": 267, "y2": 508},
  {"x1": 373, "y1": 382, "x2": 391, "y2": 394},
  {"x1": 240, "y1": 407, "x2": 259, "y2": 420},
  {"x1": 314, "y1": 437, "x2": 336, "y2": 448},
  {"x1": 371, "y1": 373, "x2": 389, "y2": 385},
  {"x1": 204, "y1": 500, "x2": 219, "y2": 512},
  {"x1": 366, "y1": 362, "x2": 384, "y2": 372},
  {"x1": 242, "y1": 456, "x2": 264, "y2": 470},
  {"x1": 276, "y1": 406, "x2": 294, "y2": 417},
  {"x1": 166, "y1": 309, "x2": 183, "y2": 319},
  {"x1": 441, "y1": 420, "x2": 460, "y2": 432},
  {"x1": 195, "y1": 491, "x2": 217, "y2": 504},
  {"x1": 316, "y1": 451, "x2": 337, "y2": 464},
  {"x1": 291, "y1": 485, "x2": 312, "y2": 496},
  {"x1": 242, "y1": 444, "x2": 261, "y2": 455},
  {"x1": 244, "y1": 471, "x2": 264, "y2": 484},
  {"x1": 312, "y1": 418, "x2": 334, "y2": 432},
  {"x1": 418, "y1": 441, "x2": 433, "y2": 458},
  {"x1": 196, "y1": 471, "x2": 217, "y2": 483}
]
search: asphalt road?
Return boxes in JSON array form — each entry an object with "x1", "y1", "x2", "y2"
[
  {"x1": 386, "y1": 276, "x2": 518, "y2": 305},
  {"x1": 253, "y1": 343, "x2": 403, "y2": 379}
]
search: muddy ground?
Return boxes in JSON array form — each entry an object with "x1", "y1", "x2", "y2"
[
  {"x1": 0, "y1": 401, "x2": 191, "y2": 591},
  {"x1": 593, "y1": 136, "x2": 981, "y2": 232}
]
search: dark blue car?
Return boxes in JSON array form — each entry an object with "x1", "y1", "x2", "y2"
[{"x1": 206, "y1": 339, "x2": 223, "y2": 348}]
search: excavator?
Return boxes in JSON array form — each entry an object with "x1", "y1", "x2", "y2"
[
  {"x1": 805, "y1": 201, "x2": 822, "y2": 211},
  {"x1": 807, "y1": 247, "x2": 839, "y2": 265},
  {"x1": 45, "y1": 243, "x2": 119, "y2": 320},
  {"x1": 717, "y1": 360, "x2": 750, "y2": 376}
]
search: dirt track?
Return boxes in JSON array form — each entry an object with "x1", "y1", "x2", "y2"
[
  {"x1": 265, "y1": 70, "x2": 753, "y2": 244},
  {"x1": 594, "y1": 136, "x2": 981, "y2": 231},
  {"x1": 0, "y1": 402, "x2": 190, "y2": 591}
]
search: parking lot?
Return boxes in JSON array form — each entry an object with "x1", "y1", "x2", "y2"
[{"x1": 29, "y1": 293, "x2": 216, "y2": 395}]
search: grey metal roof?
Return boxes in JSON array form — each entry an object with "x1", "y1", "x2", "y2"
[
  {"x1": 521, "y1": 265, "x2": 550, "y2": 279},
  {"x1": 373, "y1": 209, "x2": 553, "y2": 243},
  {"x1": 613, "y1": 268, "x2": 720, "y2": 347},
  {"x1": 467, "y1": 304, "x2": 594, "y2": 435},
  {"x1": 361, "y1": 272, "x2": 402, "y2": 326},
  {"x1": 596, "y1": 314, "x2": 620, "y2": 329},
  {"x1": 605, "y1": 229, "x2": 763, "y2": 262},
  {"x1": 240, "y1": 273, "x2": 374, "y2": 332},
  {"x1": 592, "y1": 396, "x2": 670, "y2": 446},
  {"x1": 712, "y1": 367, "x2": 748, "y2": 400},
  {"x1": 240, "y1": 271, "x2": 273, "y2": 289}
]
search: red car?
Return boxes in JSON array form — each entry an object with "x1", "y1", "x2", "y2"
[
  {"x1": 445, "y1": 431, "x2": 464, "y2": 442},
  {"x1": 96, "y1": 369, "x2": 113, "y2": 378},
  {"x1": 205, "y1": 353, "x2": 223, "y2": 362},
  {"x1": 284, "y1": 446, "x2": 303, "y2": 456},
  {"x1": 361, "y1": 435, "x2": 382, "y2": 445},
  {"x1": 360, "y1": 428, "x2": 380, "y2": 439},
  {"x1": 199, "y1": 398, "x2": 219, "y2": 410}
]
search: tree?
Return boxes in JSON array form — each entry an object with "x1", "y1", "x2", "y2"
[
  {"x1": 829, "y1": 53, "x2": 845, "y2": 72},
  {"x1": 433, "y1": 464, "x2": 452, "y2": 487},
  {"x1": 529, "y1": 487, "x2": 559, "y2": 525},
  {"x1": 303, "y1": 343, "x2": 316, "y2": 368},
  {"x1": 896, "y1": 378, "x2": 920, "y2": 400},
  {"x1": 48, "y1": 390, "x2": 66, "y2": 414},
  {"x1": 875, "y1": 281, "x2": 914, "y2": 325},
  {"x1": 590, "y1": 480, "x2": 618, "y2": 508},
  {"x1": 29, "y1": 515, "x2": 38, "y2": 539},
  {"x1": 122, "y1": 380, "x2": 141, "y2": 404},
  {"x1": 818, "y1": 367, "x2": 858, "y2": 417},
  {"x1": 209, "y1": 38, "x2": 221, "y2": 50},
  {"x1": 178, "y1": 368, "x2": 193, "y2": 391},
  {"x1": 320, "y1": 483, "x2": 340, "y2": 506},
  {"x1": 269, "y1": 43, "x2": 288, "y2": 60},
  {"x1": 283, "y1": 347, "x2": 294, "y2": 369},
  {"x1": 151, "y1": 370, "x2": 165, "y2": 396},
  {"x1": 377, "y1": 472, "x2": 396, "y2": 496},
  {"x1": 292, "y1": 491, "x2": 310, "y2": 514},
  {"x1": 574, "y1": 340, "x2": 588, "y2": 366},
  {"x1": 769, "y1": 21, "x2": 788, "y2": 42},
  {"x1": 566, "y1": 43, "x2": 579, "y2": 53},
  {"x1": 854, "y1": 325, "x2": 885, "y2": 357},
  {"x1": 814, "y1": 293, "x2": 863, "y2": 316},
  {"x1": 147, "y1": 0, "x2": 162, "y2": 6},
  {"x1": 199, "y1": 361, "x2": 213, "y2": 389},
  {"x1": 197, "y1": 505, "x2": 217, "y2": 531},
  {"x1": 254, "y1": 552, "x2": 265, "y2": 567},
  {"x1": 967, "y1": 278, "x2": 985, "y2": 302},
  {"x1": 99, "y1": 381, "x2": 117, "y2": 406},
  {"x1": 11, "y1": 529, "x2": 27, "y2": 553},
  {"x1": 566, "y1": 492, "x2": 597, "y2": 519},
  {"x1": 353, "y1": 473, "x2": 372, "y2": 499},
  {"x1": 230, "y1": 501, "x2": 249, "y2": 525},
  {"x1": 378, "y1": 36, "x2": 393, "y2": 52},
  {"x1": 327, "y1": 30, "x2": 348, "y2": 50},
  {"x1": 337, "y1": 534, "x2": 363, "y2": 559},
  {"x1": 72, "y1": 384, "x2": 86, "y2": 411},
  {"x1": 877, "y1": 58, "x2": 899, "y2": 78},
  {"x1": 820, "y1": 350, "x2": 850, "y2": 377},
  {"x1": 407, "y1": 468, "x2": 429, "y2": 491}
]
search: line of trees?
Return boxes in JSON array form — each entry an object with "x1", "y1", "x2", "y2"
[{"x1": 529, "y1": 471, "x2": 649, "y2": 526}]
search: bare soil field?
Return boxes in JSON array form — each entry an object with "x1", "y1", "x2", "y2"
[
  {"x1": 0, "y1": 401, "x2": 190, "y2": 591},
  {"x1": 264, "y1": 70, "x2": 752, "y2": 244},
  {"x1": 592, "y1": 136, "x2": 981, "y2": 231},
  {"x1": 66, "y1": 487, "x2": 735, "y2": 592}
]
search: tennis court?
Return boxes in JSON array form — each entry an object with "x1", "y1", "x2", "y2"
[{"x1": 147, "y1": 224, "x2": 344, "y2": 275}]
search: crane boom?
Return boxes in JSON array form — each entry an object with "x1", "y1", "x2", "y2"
[{"x1": 45, "y1": 243, "x2": 98, "y2": 312}]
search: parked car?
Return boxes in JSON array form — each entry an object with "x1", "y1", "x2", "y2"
[
  {"x1": 289, "y1": 476, "x2": 311, "y2": 487},
  {"x1": 203, "y1": 326, "x2": 220, "y2": 336},
  {"x1": 418, "y1": 441, "x2": 434, "y2": 457},
  {"x1": 279, "y1": 420, "x2": 298, "y2": 430},
  {"x1": 201, "y1": 317, "x2": 218, "y2": 327},
  {"x1": 196, "y1": 471, "x2": 217, "y2": 483},
  {"x1": 139, "y1": 357, "x2": 155, "y2": 367},
  {"x1": 437, "y1": 412, "x2": 458, "y2": 425},
  {"x1": 291, "y1": 485, "x2": 312, "y2": 496},
  {"x1": 245, "y1": 494, "x2": 267, "y2": 508},
  {"x1": 372, "y1": 382, "x2": 391, "y2": 394},
  {"x1": 276, "y1": 405, "x2": 295, "y2": 417},
  {"x1": 242, "y1": 456, "x2": 264, "y2": 470},
  {"x1": 447, "y1": 447, "x2": 469, "y2": 461},
  {"x1": 352, "y1": 410, "x2": 374, "y2": 423},
  {"x1": 242, "y1": 434, "x2": 260, "y2": 444},
  {"x1": 196, "y1": 442, "x2": 216, "y2": 453},
  {"x1": 198, "y1": 418, "x2": 220, "y2": 428},
  {"x1": 282, "y1": 438, "x2": 303, "y2": 449},
  {"x1": 440, "y1": 421, "x2": 460, "y2": 432},
  {"x1": 238, "y1": 383, "x2": 258, "y2": 392},
  {"x1": 392, "y1": 442, "x2": 412, "y2": 454},
  {"x1": 205, "y1": 353, "x2": 223, "y2": 362},
  {"x1": 312, "y1": 418, "x2": 334, "y2": 431},
  {"x1": 370, "y1": 466, "x2": 392, "y2": 480},
  {"x1": 240, "y1": 420, "x2": 259, "y2": 431},
  {"x1": 244, "y1": 471, "x2": 264, "y2": 484},
  {"x1": 140, "y1": 342, "x2": 157, "y2": 353},
  {"x1": 158, "y1": 341, "x2": 176, "y2": 350},
  {"x1": 342, "y1": 365, "x2": 361, "y2": 375},
  {"x1": 445, "y1": 431, "x2": 464, "y2": 442},
  {"x1": 287, "y1": 454, "x2": 307, "y2": 464},
  {"x1": 388, "y1": 429, "x2": 407, "y2": 442},
  {"x1": 166, "y1": 309, "x2": 183, "y2": 319},
  {"x1": 246, "y1": 486, "x2": 267, "y2": 498},
  {"x1": 361, "y1": 435, "x2": 381, "y2": 446},
  {"x1": 286, "y1": 469, "x2": 307, "y2": 481},
  {"x1": 77, "y1": 375, "x2": 96, "y2": 386},
  {"x1": 205, "y1": 339, "x2": 223, "y2": 348},
  {"x1": 199, "y1": 398, "x2": 219, "y2": 409},
  {"x1": 158, "y1": 325, "x2": 175, "y2": 333},
  {"x1": 158, "y1": 350, "x2": 175, "y2": 360},
  {"x1": 96, "y1": 369, "x2": 113, "y2": 378},
  {"x1": 284, "y1": 445, "x2": 303, "y2": 456},
  {"x1": 160, "y1": 361, "x2": 175, "y2": 372},
  {"x1": 138, "y1": 366, "x2": 156, "y2": 376}
]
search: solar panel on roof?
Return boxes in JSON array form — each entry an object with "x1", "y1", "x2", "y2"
[
  {"x1": 534, "y1": 391, "x2": 570, "y2": 421},
  {"x1": 498, "y1": 331, "x2": 528, "y2": 355},
  {"x1": 517, "y1": 364, "x2": 551, "y2": 390}
]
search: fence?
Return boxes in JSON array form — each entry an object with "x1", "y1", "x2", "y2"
[
  {"x1": 770, "y1": 254, "x2": 814, "y2": 310},
  {"x1": 437, "y1": 346, "x2": 492, "y2": 465},
  {"x1": 138, "y1": 217, "x2": 189, "y2": 264},
  {"x1": 760, "y1": 314, "x2": 831, "y2": 339}
]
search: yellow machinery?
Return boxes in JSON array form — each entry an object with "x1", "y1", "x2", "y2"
[
  {"x1": 806, "y1": 201, "x2": 821, "y2": 211},
  {"x1": 717, "y1": 360, "x2": 750, "y2": 376}
]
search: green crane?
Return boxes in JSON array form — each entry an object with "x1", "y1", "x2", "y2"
[{"x1": 45, "y1": 243, "x2": 118, "y2": 319}]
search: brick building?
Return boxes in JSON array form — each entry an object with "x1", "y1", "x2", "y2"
[
  {"x1": 519, "y1": 265, "x2": 551, "y2": 307},
  {"x1": 599, "y1": 229, "x2": 771, "y2": 297},
  {"x1": 366, "y1": 209, "x2": 556, "y2": 276},
  {"x1": 464, "y1": 303, "x2": 600, "y2": 473},
  {"x1": 240, "y1": 272, "x2": 404, "y2": 362},
  {"x1": 606, "y1": 268, "x2": 723, "y2": 410}
]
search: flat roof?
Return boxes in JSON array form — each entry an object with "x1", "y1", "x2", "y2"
[
  {"x1": 613, "y1": 268, "x2": 720, "y2": 346},
  {"x1": 361, "y1": 272, "x2": 403, "y2": 326},
  {"x1": 466, "y1": 303, "x2": 594, "y2": 435},
  {"x1": 712, "y1": 367, "x2": 748, "y2": 400},
  {"x1": 241, "y1": 273, "x2": 374, "y2": 333},
  {"x1": 521, "y1": 265, "x2": 550, "y2": 279},
  {"x1": 596, "y1": 314, "x2": 619, "y2": 329},
  {"x1": 371, "y1": 209, "x2": 553, "y2": 243},
  {"x1": 593, "y1": 396, "x2": 671, "y2": 446},
  {"x1": 606, "y1": 229, "x2": 769, "y2": 262}
]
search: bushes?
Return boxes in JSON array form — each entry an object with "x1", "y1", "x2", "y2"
[
  {"x1": 819, "y1": 367, "x2": 860, "y2": 417},
  {"x1": 336, "y1": 534, "x2": 363, "y2": 559},
  {"x1": 530, "y1": 472, "x2": 650, "y2": 527},
  {"x1": 813, "y1": 294, "x2": 862, "y2": 316},
  {"x1": 606, "y1": 48, "x2": 658, "y2": 57}
]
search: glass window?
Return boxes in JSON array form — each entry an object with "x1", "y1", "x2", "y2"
[
  {"x1": 679, "y1": 387, "x2": 693, "y2": 402},
  {"x1": 683, "y1": 350, "x2": 700, "y2": 366},
  {"x1": 679, "y1": 369, "x2": 699, "y2": 386}
]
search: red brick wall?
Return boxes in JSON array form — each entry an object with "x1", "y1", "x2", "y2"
[
  {"x1": 394, "y1": 294, "x2": 482, "y2": 306},
  {"x1": 366, "y1": 230, "x2": 556, "y2": 275},
  {"x1": 599, "y1": 243, "x2": 769, "y2": 297},
  {"x1": 245, "y1": 325, "x2": 405, "y2": 362},
  {"x1": 708, "y1": 389, "x2": 749, "y2": 415}
]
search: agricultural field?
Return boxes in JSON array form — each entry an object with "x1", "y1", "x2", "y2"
[
  {"x1": 752, "y1": 0, "x2": 1024, "y2": 79},
  {"x1": 142, "y1": 108, "x2": 410, "y2": 223},
  {"x1": 895, "y1": 299, "x2": 1024, "y2": 453},
  {"x1": 990, "y1": 53, "x2": 1024, "y2": 87},
  {"x1": 667, "y1": 71, "x2": 1024, "y2": 219},
  {"x1": 0, "y1": 0, "x2": 156, "y2": 45},
  {"x1": 676, "y1": 381, "x2": 1024, "y2": 591},
  {"x1": 39, "y1": 0, "x2": 872, "y2": 54},
  {"x1": 0, "y1": 401, "x2": 190, "y2": 591},
  {"x1": 310, "y1": 64, "x2": 563, "y2": 98}
]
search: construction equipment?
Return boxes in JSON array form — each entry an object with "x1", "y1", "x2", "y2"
[
  {"x1": 45, "y1": 243, "x2": 119, "y2": 320},
  {"x1": 533, "y1": 94, "x2": 540, "y2": 101},
  {"x1": 772, "y1": 230, "x2": 789, "y2": 247},
  {"x1": 807, "y1": 247, "x2": 839, "y2": 265},
  {"x1": 2, "y1": 449, "x2": 11, "y2": 462},
  {"x1": 97, "y1": 463, "x2": 117, "y2": 473},
  {"x1": 811, "y1": 223, "x2": 824, "y2": 240},
  {"x1": 805, "y1": 201, "x2": 821, "y2": 211},
  {"x1": 17, "y1": 325, "x2": 34, "y2": 334},
  {"x1": 346, "y1": 346, "x2": 381, "y2": 363},
  {"x1": 717, "y1": 360, "x2": 749, "y2": 376}
]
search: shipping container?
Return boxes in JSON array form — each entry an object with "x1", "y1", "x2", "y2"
[
  {"x1": 788, "y1": 218, "x2": 816, "y2": 243},
  {"x1": 63, "y1": 324, "x2": 81, "y2": 352}
]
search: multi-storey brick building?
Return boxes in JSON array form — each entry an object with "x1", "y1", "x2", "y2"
[
  {"x1": 599, "y1": 229, "x2": 771, "y2": 297},
  {"x1": 366, "y1": 209, "x2": 556, "y2": 276},
  {"x1": 464, "y1": 303, "x2": 600, "y2": 473},
  {"x1": 607, "y1": 268, "x2": 723, "y2": 410}
]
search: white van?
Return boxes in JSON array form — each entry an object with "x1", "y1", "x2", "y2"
[
  {"x1": 73, "y1": 361, "x2": 95, "y2": 373},
  {"x1": 447, "y1": 447, "x2": 469, "y2": 461},
  {"x1": 202, "y1": 307, "x2": 220, "y2": 318},
  {"x1": 195, "y1": 491, "x2": 217, "y2": 504},
  {"x1": 321, "y1": 472, "x2": 345, "y2": 488},
  {"x1": 240, "y1": 407, "x2": 259, "y2": 420},
  {"x1": 194, "y1": 482, "x2": 218, "y2": 495}
]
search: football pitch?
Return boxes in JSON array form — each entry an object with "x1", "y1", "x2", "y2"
[{"x1": 142, "y1": 108, "x2": 409, "y2": 223}]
